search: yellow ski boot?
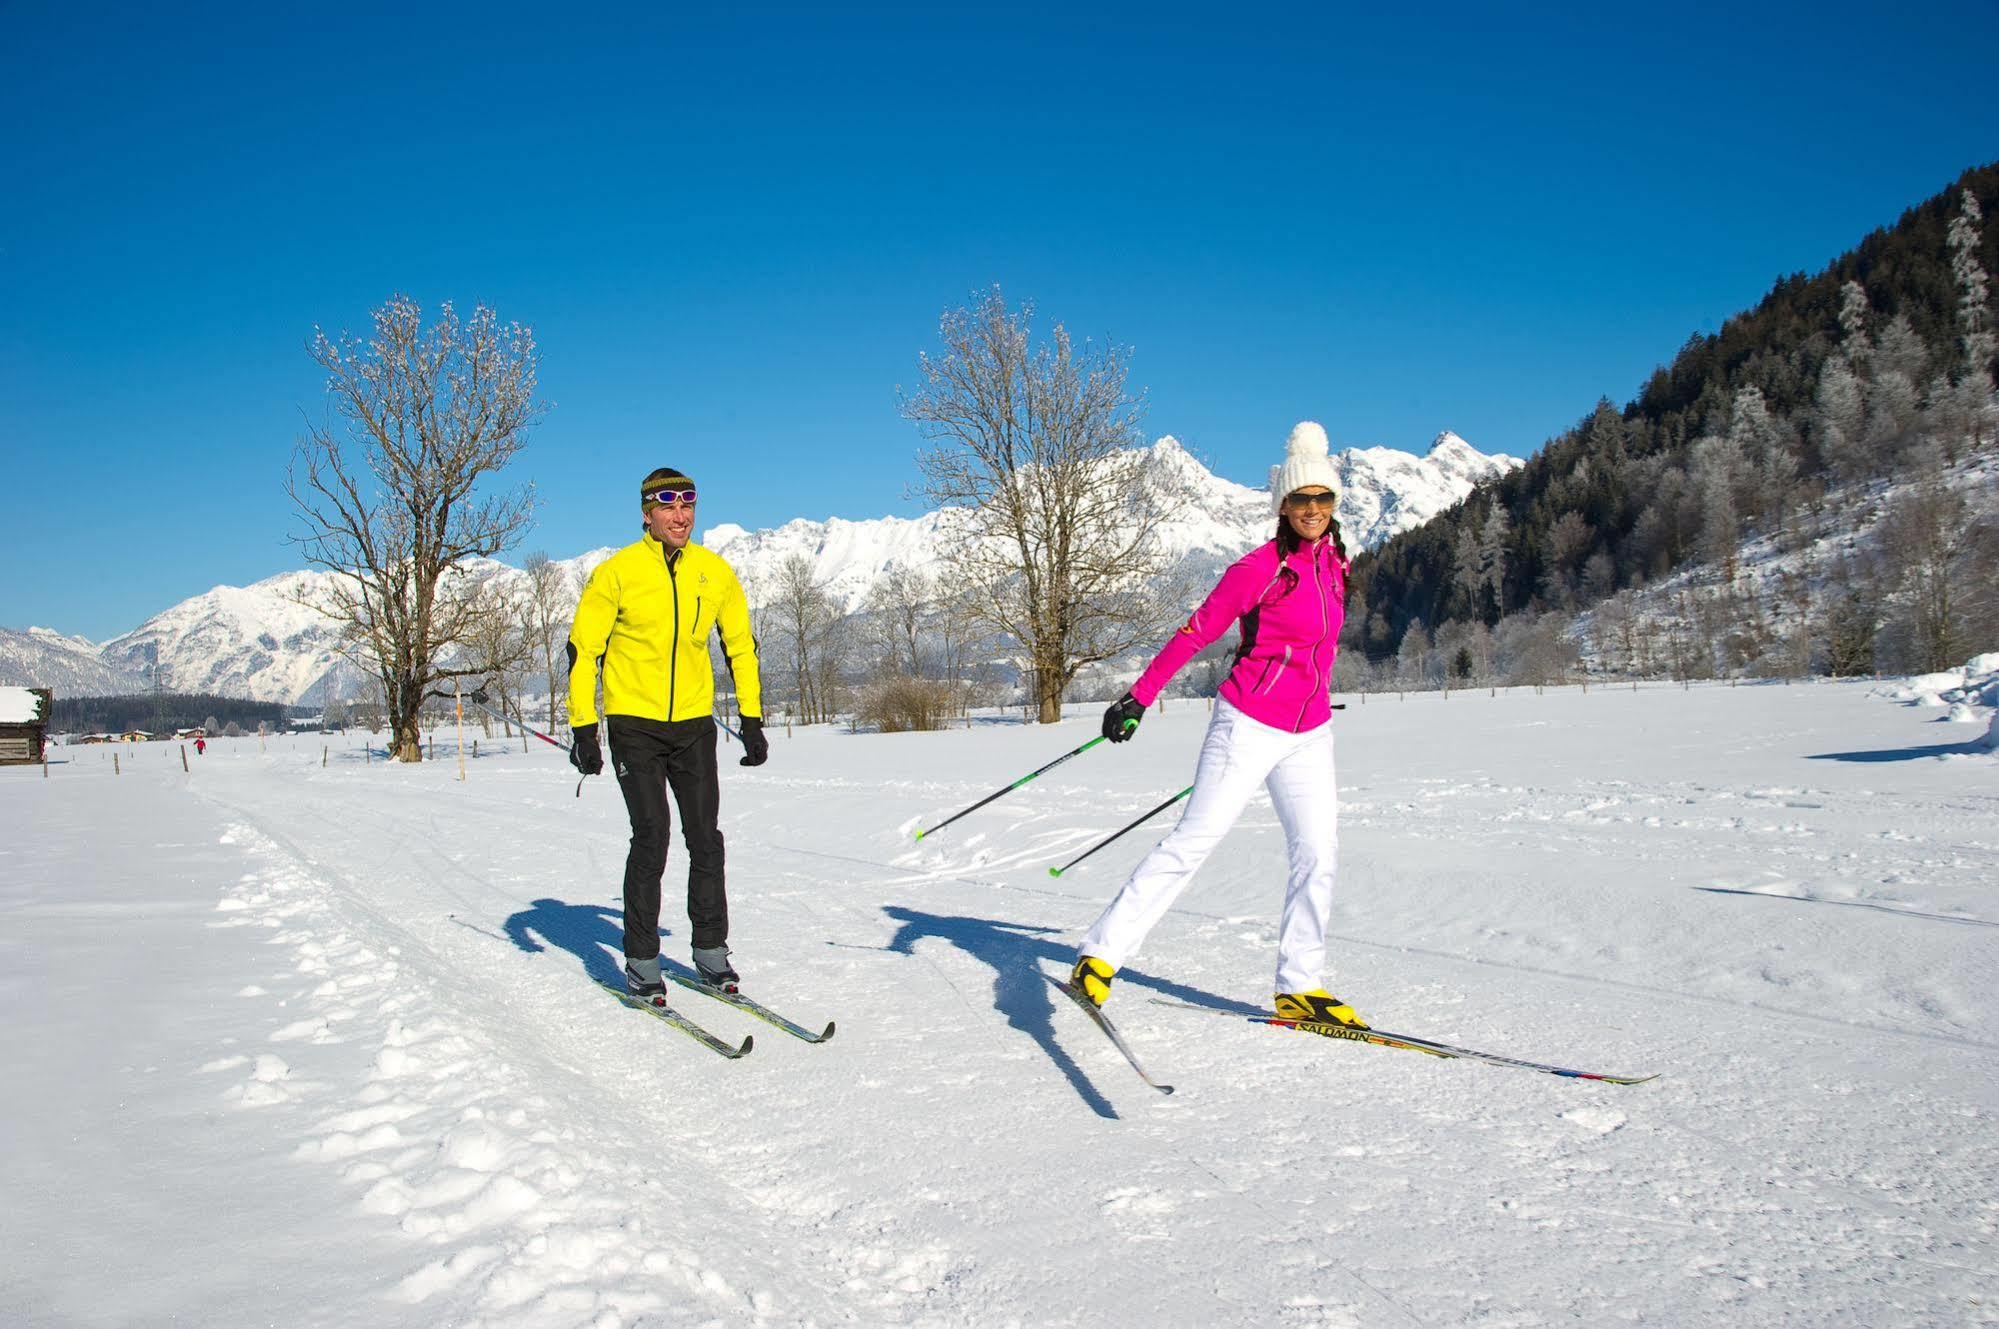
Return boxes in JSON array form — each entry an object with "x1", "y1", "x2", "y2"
[
  {"x1": 1273, "y1": 989, "x2": 1369, "y2": 1029},
  {"x1": 1070, "y1": 956, "x2": 1116, "y2": 1008}
]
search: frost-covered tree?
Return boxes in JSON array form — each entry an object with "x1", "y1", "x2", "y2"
[
  {"x1": 1947, "y1": 188, "x2": 1996, "y2": 449},
  {"x1": 1452, "y1": 523, "x2": 1485, "y2": 620},
  {"x1": 1865, "y1": 315, "x2": 1929, "y2": 463},
  {"x1": 1475, "y1": 506, "x2": 1510, "y2": 619},
  {"x1": 1837, "y1": 280, "x2": 1871, "y2": 370},
  {"x1": 1394, "y1": 616, "x2": 1433, "y2": 686},
  {"x1": 1814, "y1": 356, "x2": 1868, "y2": 481},
  {"x1": 1728, "y1": 384, "x2": 1796, "y2": 526},
  {"x1": 902, "y1": 288, "x2": 1169, "y2": 722},
  {"x1": 286, "y1": 297, "x2": 543, "y2": 762},
  {"x1": 1690, "y1": 433, "x2": 1742, "y2": 573}
]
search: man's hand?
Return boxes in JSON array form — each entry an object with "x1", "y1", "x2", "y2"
[
  {"x1": 737, "y1": 717, "x2": 768, "y2": 767},
  {"x1": 569, "y1": 724, "x2": 604, "y2": 776},
  {"x1": 1102, "y1": 693, "x2": 1145, "y2": 743}
]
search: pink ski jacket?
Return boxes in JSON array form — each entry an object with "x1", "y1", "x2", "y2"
[{"x1": 1129, "y1": 537, "x2": 1349, "y2": 733}]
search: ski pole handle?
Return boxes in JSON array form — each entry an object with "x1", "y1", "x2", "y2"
[
  {"x1": 1049, "y1": 785, "x2": 1194, "y2": 877},
  {"x1": 915, "y1": 735, "x2": 1110, "y2": 841}
]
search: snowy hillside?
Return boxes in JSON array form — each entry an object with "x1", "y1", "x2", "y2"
[
  {"x1": 6, "y1": 678, "x2": 1991, "y2": 1325},
  {"x1": 0, "y1": 625, "x2": 149, "y2": 694},
  {"x1": 1571, "y1": 451, "x2": 1999, "y2": 677},
  {"x1": 5, "y1": 434, "x2": 1516, "y2": 702}
]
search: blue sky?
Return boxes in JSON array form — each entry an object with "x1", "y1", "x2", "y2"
[{"x1": 5, "y1": 2, "x2": 1997, "y2": 638}]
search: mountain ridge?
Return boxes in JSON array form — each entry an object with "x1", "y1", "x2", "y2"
[{"x1": 4, "y1": 433, "x2": 1519, "y2": 702}]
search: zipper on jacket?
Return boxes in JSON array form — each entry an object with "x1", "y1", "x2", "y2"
[
  {"x1": 1298, "y1": 541, "x2": 1332, "y2": 731},
  {"x1": 665, "y1": 550, "x2": 681, "y2": 719}
]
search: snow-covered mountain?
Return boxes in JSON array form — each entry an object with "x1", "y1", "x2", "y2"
[
  {"x1": 711, "y1": 433, "x2": 1519, "y2": 613},
  {"x1": 4, "y1": 433, "x2": 1517, "y2": 702},
  {"x1": 0, "y1": 626, "x2": 151, "y2": 695},
  {"x1": 94, "y1": 553, "x2": 615, "y2": 706}
]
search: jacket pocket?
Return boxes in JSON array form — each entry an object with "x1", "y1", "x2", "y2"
[{"x1": 1255, "y1": 647, "x2": 1292, "y2": 695}]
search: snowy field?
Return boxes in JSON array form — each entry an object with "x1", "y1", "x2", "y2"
[{"x1": 4, "y1": 680, "x2": 1996, "y2": 1328}]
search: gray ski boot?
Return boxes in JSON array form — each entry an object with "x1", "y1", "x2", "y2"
[
  {"x1": 692, "y1": 945, "x2": 740, "y2": 992},
  {"x1": 624, "y1": 955, "x2": 665, "y2": 1001}
]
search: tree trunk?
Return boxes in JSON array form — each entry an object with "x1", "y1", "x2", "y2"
[
  {"x1": 1035, "y1": 656, "x2": 1066, "y2": 724},
  {"x1": 388, "y1": 670, "x2": 424, "y2": 762}
]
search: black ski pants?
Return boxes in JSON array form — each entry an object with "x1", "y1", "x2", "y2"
[{"x1": 607, "y1": 716, "x2": 726, "y2": 958}]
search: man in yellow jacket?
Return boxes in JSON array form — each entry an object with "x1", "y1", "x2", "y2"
[{"x1": 567, "y1": 466, "x2": 766, "y2": 998}]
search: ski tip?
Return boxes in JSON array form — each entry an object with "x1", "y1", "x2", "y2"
[
  {"x1": 1154, "y1": 1083, "x2": 1176, "y2": 1095},
  {"x1": 735, "y1": 1034, "x2": 755, "y2": 1057},
  {"x1": 817, "y1": 1021, "x2": 837, "y2": 1041}
]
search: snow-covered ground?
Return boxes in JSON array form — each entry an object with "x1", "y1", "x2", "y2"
[{"x1": 4, "y1": 681, "x2": 1995, "y2": 1327}]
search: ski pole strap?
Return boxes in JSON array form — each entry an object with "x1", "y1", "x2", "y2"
[
  {"x1": 915, "y1": 734, "x2": 1109, "y2": 840},
  {"x1": 1049, "y1": 785, "x2": 1194, "y2": 877}
]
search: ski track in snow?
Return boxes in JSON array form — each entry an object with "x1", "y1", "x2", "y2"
[{"x1": 5, "y1": 679, "x2": 1996, "y2": 1327}]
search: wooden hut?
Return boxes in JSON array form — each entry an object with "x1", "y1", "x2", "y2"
[{"x1": 0, "y1": 687, "x2": 52, "y2": 765}]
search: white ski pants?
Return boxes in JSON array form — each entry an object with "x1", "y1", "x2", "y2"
[{"x1": 1078, "y1": 697, "x2": 1339, "y2": 995}]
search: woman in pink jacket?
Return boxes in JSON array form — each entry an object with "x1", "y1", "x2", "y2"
[{"x1": 1072, "y1": 422, "x2": 1365, "y2": 1028}]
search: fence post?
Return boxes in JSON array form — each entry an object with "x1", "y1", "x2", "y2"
[
  {"x1": 322, "y1": 746, "x2": 328, "y2": 768},
  {"x1": 181, "y1": 744, "x2": 189, "y2": 773},
  {"x1": 114, "y1": 753, "x2": 121, "y2": 776}
]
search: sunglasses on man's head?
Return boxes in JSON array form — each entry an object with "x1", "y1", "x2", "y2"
[
  {"x1": 647, "y1": 489, "x2": 697, "y2": 506},
  {"x1": 1286, "y1": 490, "x2": 1335, "y2": 509}
]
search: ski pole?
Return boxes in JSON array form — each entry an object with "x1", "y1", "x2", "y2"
[
  {"x1": 915, "y1": 732, "x2": 1121, "y2": 841},
  {"x1": 468, "y1": 684, "x2": 590, "y2": 797},
  {"x1": 1047, "y1": 786, "x2": 1192, "y2": 877}
]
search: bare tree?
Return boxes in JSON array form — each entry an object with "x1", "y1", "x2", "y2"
[
  {"x1": 863, "y1": 564, "x2": 934, "y2": 677},
  {"x1": 902, "y1": 288, "x2": 1169, "y2": 723},
  {"x1": 1878, "y1": 454, "x2": 1991, "y2": 672},
  {"x1": 768, "y1": 554, "x2": 842, "y2": 724},
  {"x1": 461, "y1": 578, "x2": 535, "y2": 737},
  {"x1": 286, "y1": 296, "x2": 543, "y2": 762},
  {"x1": 522, "y1": 552, "x2": 577, "y2": 733}
]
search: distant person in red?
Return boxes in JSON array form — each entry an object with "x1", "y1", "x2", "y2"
[{"x1": 194, "y1": 737, "x2": 207, "y2": 756}]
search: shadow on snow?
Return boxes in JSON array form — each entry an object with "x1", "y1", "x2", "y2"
[
  {"x1": 877, "y1": 905, "x2": 1238, "y2": 1119},
  {"x1": 1806, "y1": 738, "x2": 1993, "y2": 762},
  {"x1": 499, "y1": 897, "x2": 717, "y2": 990}
]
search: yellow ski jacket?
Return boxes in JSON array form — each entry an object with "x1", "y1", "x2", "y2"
[{"x1": 566, "y1": 535, "x2": 762, "y2": 727}]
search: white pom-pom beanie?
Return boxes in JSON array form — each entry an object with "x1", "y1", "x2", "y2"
[{"x1": 1267, "y1": 421, "x2": 1340, "y2": 515}]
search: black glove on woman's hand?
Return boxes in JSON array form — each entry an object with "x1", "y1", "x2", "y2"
[
  {"x1": 569, "y1": 724, "x2": 604, "y2": 775},
  {"x1": 1102, "y1": 693, "x2": 1146, "y2": 743},
  {"x1": 737, "y1": 717, "x2": 769, "y2": 767}
]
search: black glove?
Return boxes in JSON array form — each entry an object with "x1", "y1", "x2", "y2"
[
  {"x1": 569, "y1": 724, "x2": 603, "y2": 776},
  {"x1": 1102, "y1": 693, "x2": 1145, "y2": 743},
  {"x1": 737, "y1": 717, "x2": 768, "y2": 767}
]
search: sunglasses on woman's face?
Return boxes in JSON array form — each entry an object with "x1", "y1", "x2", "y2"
[
  {"x1": 1286, "y1": 490, "x2": 1335, "y2": 510},
  {"x1": 648, "y1": 489, "x2": 698, "y2": 507}
]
